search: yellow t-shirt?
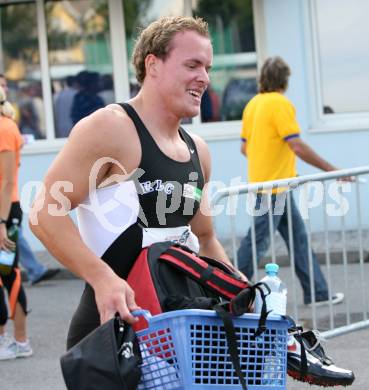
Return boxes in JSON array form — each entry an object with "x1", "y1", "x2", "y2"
[
  {"x1": 0, "y1": 116, "x2": 23, "y2": 202},
  {"x1": 241, "y1": 92, "x2": 300, "y2": 184}
]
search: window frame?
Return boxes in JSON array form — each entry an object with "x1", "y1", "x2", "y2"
[{"x1": 305, "y1": 0, "x2": 369, "y2": 134}]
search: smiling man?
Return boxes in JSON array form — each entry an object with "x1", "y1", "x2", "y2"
[{"x1": 30, "y1": 16, "x2": 239, "y2": 349}]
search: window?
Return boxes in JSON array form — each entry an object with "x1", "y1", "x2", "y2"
[
  {"x1": 124, "y1": 0, "x2": 257, "y2": 124},
  {"x1": 0, "y1": 2, "x2": 46, "y2": 140},
  {"x1": 46, "y1": 0, "x2": 114, "y2": 138},
  {"x1": 123, "y1": 0, "x2": 185, "y2": 99},
  {"x1": 308, "y1": 0, "x2": 369, "y2": 131},
  {"x1": 192, "y1": 0, "x2": 257, "y2": 123},
  {"x1": 0, "y1": 0, "x2": 114, "y2": 143},
  {"x1": 123, "y1": 0, "x2": 192, "y2": 123}
]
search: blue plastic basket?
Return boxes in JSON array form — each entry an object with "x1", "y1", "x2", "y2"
[{"x1": 134, "y1": 309, "x2": 289, "y2": 390}]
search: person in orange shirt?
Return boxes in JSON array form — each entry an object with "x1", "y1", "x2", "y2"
[{"x1": 0, "y1": 82, "x2": 32, "y2": 360}]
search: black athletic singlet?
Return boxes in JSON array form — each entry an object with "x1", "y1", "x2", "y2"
[{"x1": 67, "y1": 103, "x2": 205, "y2": 348}]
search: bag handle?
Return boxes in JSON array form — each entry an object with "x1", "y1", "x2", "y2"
[
  {"x1": 214, "y1": 303, "x2": 248, "y2": 390},
  {"x1": 230, "y1": 282, "x2": 271, "y2": 337},
  {"x1": 158, "y1": 246, "x2": 248, "y2": 299}
]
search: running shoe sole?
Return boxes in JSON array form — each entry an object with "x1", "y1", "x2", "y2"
[
  {"x1": 17, "y1": 350, "x2": 33, "y2": 358},
  {"x1": 288, "y1": 365, "x2": 355, "y2": 387}
]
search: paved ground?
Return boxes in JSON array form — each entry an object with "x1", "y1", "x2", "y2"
[
  {"x1": 0, "y1": 237, "x2": 369, "y2": 390},
  {"x1": 2, "y1": 248, "x2": 369, "y2": 389}
]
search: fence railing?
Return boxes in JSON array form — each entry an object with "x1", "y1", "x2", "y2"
[{"x1": 211, "y1": 165, "x2": 369, "y2": 337}]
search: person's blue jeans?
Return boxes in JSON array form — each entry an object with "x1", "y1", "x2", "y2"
[
  {"x1": 18, "y1": 228, "x2": 47, "y2": 283},
  {"x1": 237, "y1": 193, "x2": 329, "y2": 304}
]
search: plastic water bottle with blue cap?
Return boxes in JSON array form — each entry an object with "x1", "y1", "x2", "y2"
[
  {"x1": 254, "y1": 263, "x2": 287, "y2": 316},
  {"x1": 255, "y1": 263, "x2": 287, "y2": 386}
]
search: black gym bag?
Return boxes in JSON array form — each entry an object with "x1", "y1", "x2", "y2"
[{"x1": 60, "y1": 316, "x2": 142, "y2": 390}]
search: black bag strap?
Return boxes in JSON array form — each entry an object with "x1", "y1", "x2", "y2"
[
  {"x1": 199, "y1": 254, "x2": 240, "y2": 275},
  {"x1": 167, "y1": 248, "x2": 242, "y2": 294},
  {"x1": 149, "y1": 242, "x2": 244, "y2": 282},
  {"x1": 156, "y1": 247, "x2": 247, "y2": 299},
  {"x1": 284, "y1": 315, "x2": 308, "y2": 377},
  {"x1": 253, "y1": 283, "x2": 271, "y2": 337},
  {"x1": 230, "y1": 282, "x2": 271, "y2": 337},
  {"x1": 214, "y1": 303, "x2": 248, "y2": 390}
]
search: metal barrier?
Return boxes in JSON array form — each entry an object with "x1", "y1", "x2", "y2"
[{"x1": 211, "y1": 166, "x2": 369, "y2": 338}]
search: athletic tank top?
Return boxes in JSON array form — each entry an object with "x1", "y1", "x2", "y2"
[{"x1": 76, "y1": 103, "x2": 205, "y2": 278}]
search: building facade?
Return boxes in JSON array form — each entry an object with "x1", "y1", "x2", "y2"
[{"x1": 0, "y1": 0, "x2": 368, "y2": 248}]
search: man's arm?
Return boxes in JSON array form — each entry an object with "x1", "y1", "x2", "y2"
[
  {"x1": 189, "y1": 135, "x2": 230, "y2": 261},
  {"x1": 240, "y1": 139, "x2": 247, "y2": 156},
  {"x1": 190, "y1": 196, "x2": 230, "y2": 262},
  {"x1": 286, "y1": 137, "x2": 337, "y2": 172},
  {"x1": 29, "y1": 106, "x2": 140, "y2": 325},
  {"x1": 190, "y1": 135, "x2": 247, "y2": 279}
]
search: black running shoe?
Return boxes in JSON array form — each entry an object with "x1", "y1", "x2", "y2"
[{"x1": 287, "y1": 329, "x2": 355, "y2": 387}]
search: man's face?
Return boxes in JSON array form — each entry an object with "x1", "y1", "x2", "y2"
[
  {"x1": 154, "y1": 30, "x2": 212, "y2": 119},
  {"x1": 0, "y1": 77, "x2": 8, "y2": 94}
]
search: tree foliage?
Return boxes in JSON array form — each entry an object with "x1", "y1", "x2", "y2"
[
  {"x1": 195, "y1": 0, "x2": 253, "y2": 25},
  {"x1": 193, "y1": 0, "x2": 255, "y2": 52},
  {"x1": 123, "y1": 0, "x2": 151, "y2": 37},
  {"x1": 0, "y1": 4, "x2": 38, "y2": 61}
]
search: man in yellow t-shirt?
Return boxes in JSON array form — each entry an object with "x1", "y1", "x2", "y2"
[{"x1": 238, "y1": 56, "x2": 343, "y2": 306}]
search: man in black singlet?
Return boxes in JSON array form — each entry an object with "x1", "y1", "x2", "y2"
[{"x1": 30, "y1": 16, "x2": 243, "y2": 348}]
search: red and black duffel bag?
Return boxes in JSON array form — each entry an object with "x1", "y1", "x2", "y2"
[
  {"x1": 128, "y1": 241, "x2": 270, "y2": 333},
  {"x1": 127, "y1": 241, "x2": 271, "y2": 390}
]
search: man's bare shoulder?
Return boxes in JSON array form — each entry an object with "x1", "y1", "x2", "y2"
[
  {"x1": 67, "y1": 105, "x2": 136, "y2": 154},
  {"x1": 70, "y1": 104, "x2": 133, "y2": 136}
]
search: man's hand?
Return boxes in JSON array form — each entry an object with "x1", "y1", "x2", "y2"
[
  {"x1": 225, "y1": 262, "x2": 249, "y2": 282},
  {"x1": 92, "y1": 272, "x2": 141, "y2": 325},
  {"x1": 236, "y1": 269, "x2": 249, "y2": 282},
  {"x1": 0, "y1": 223, "x2": 15, "y2": 251}
]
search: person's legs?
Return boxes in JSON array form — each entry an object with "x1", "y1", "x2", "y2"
[
  {"x1": 18, "y1": 227, "x2": 47, "y2": 282},
  {"x1": 0, "y1": 271, "x2": 32, "y2": 360},
  {"x1": 13, "y1": 300, "x2": 27, "y2": 342},
  {"x1": 277, "y1": 196, "x2": 329, "y2": 304},
  {"x1": 0, "y1": 285, "x2": 8, "y2": 336},
  {"x1": 237, "y1": 215, "x2": 270, "y2": 279},
  {"x1": 0, "y1": 202, "x2": 32, "y2": 359},
  {"x1": 237, "y1": 194, "x2": 282, "y2": 280}
]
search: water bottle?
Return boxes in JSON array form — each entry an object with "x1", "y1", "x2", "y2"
[
  {"x1": 0, "y1": 219, "x2": 19, "y2": 275},
  {"x1": 254, "y1": 263, "x2": 287, "y2": 316},
  {"x1": 254, "y1": 263, "x2": 287, "y2": 385}
]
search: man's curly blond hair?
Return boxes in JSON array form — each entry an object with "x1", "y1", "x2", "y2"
[{"x1": 132, "y1": 16, "x2": 209, "y2": 84}]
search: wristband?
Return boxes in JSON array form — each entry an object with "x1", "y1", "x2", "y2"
[{"x1": 0, "y1": 218, "x2": 7, "y2": 224}]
